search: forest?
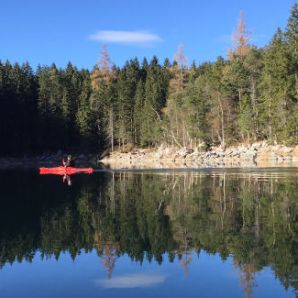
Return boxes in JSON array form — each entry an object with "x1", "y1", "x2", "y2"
[{"x1": 0, "y1": 4, "x2": 298, "y2": 156}]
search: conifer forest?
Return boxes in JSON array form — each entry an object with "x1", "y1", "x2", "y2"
[{"x1": 1, "y1": 4, "x2": 298, "y2": 156}]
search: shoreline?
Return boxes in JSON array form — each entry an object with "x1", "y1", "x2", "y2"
[
  {"x1": 100, "y1": 142, "x2": 298, "y2": 169},
  {"x1": 1, "y1": 142, "x2": 298, "y2": 170}
]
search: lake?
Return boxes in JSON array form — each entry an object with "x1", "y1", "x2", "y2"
[{"x1": 0, "y1": 168, "x2": 297, "y2": 298}]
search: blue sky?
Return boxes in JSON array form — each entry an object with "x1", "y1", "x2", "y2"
[{"x1": 1, "y1": 0, "x2": 296, "y2": 69}]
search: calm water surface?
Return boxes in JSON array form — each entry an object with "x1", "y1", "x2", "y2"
[{"x1": 0, "y1": 168, "x2": 298, "y2": 298}]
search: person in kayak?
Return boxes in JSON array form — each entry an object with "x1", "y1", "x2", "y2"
[{"x1": 62, "y1": 155, "x2": 73, "y2": 167}]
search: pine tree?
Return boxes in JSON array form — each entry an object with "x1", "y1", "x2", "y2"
[
  {"x1": 133, "y1": 80, "x2": 145, "y2": 145},
  {"x1": 104, "y1": 73, "x2": 118, "y2": 151},
  {"x1": 19, "y1": 62, "x2": 38, "y2": 153},
  {"x1": 207, "y1": 57, "x2": 232, "y2": 148},
  {"x1": 36, "y1": 64, "x2": 66, "y2": 150},
  {"x1": 141, "y1": 56, "x2": 167, "y2": 146},
  {"x1": 238, "y1": 94, "x2": 253, "y2": 142},
  {"x1": 258, "y1": 29, "x2": 290, "y2": 143},
  {"x1": 284, "y1": 3, "x2": 298, "y2": 143},
  {"x1": 183, "y1": 77, "x2": 210, "y2": 147},
  {"x1": 76, "y1": 70, "x2": 94, "y2": 148},
  {"x1": 285, "y1": 3, "x2": 298, "y2": 66},
  {"x1": 116, "y1": 58, "x2": 140, "y2": 147},
  {"x1": 243, "y1": 48, "x2": 263, "y2": 140},
  {"x1": 222, "y1": 56, "x2": 250, "y2": 141},
  {"x1": 189, "y1": 61, "x2": 198, "y2": 83},
  {"x1": 162, "y1": 45, "x2": 190, "y2": 146},
  {"x1": 163, "y1": 58, "x2": 171, "y2": 68},
  {"x1": 90, "y1": 46, "x2": 118, "y2": 150}
]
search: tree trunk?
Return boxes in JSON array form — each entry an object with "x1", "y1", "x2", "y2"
[
  {"x1": 217, "y1": 93, "x2": 225, "y2": 149},
  {"x1": 250, "y1": 78, "x2": 258, "y2": 140}
]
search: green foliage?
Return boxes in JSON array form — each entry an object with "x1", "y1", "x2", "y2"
[
  {"x1": 133, "y1": 79, "x2": 145, "y2": 144},
  {"x1": 258, "y1": 29, "x2": 291, "y2": 143},
  {"x1": 1, "y1": 3, "x2": 298, "y2": 155},
  {"x1": 140, "y1": 56, "x2": 168, "y2": 146},
  {"x1": 0, "y1": 61, "x2": 37, "y2": 155}
]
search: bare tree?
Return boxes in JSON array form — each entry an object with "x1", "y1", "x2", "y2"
[
  {"x1": 97, "y1": 44, "x2": 111, "y2": 73},
  {"x1": 174, "y1": 43, "x2": 188, "y2": 69},
  {"x1": 228, "y1": 11, "x2": 251, "y2": 59},
  {"x1": 91, "y1": 44, "x2": 114, "y2": 90}
]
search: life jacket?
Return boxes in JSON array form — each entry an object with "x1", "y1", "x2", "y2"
[{"x1": 62, "y1": 158, "x2": 71, "y2": 167}]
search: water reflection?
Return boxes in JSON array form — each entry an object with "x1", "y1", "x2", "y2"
[
  {"x1": 62, "y1": 174, "x2": 72, "y2": 186},
  {"x1": 0, "y1": 169, "x2": 297, "y2": 297},
  {"x1": 96, "y1": 273, "x2": 167, "y2": 288}
]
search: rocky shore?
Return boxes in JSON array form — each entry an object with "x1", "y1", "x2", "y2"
[
  {"x1": 1, "y1": 142, "x2": 298, "y2": 170},
  {"x1": 101, "y1": 142, "x2": 298, "y2": 169}
]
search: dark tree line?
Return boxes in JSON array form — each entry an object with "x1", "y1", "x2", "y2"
[
  {"x1": 0, "y1": 61, "x2": 96, "y2": 155},
  {"x1": 1, "y1": 4, "x2": 297, "y2": 156}
]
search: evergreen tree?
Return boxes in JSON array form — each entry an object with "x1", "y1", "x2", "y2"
[
  {"x1": 258, "y1": 29, "x2": 290, "y2": 143},
  {"x1": 76, "y1": 70, "x2": 94, "y2": 148},
  {"x1": 183, "y1": 77, "x2": 210, "y2": 147},
  {"x1": 141, "y1": 56, "x2": 167, "y2": 146},
  {"x1": 243, "y1": 48, "x2": 263, "y2": 140},
  {"x1": 207, "y1": 57, "x2": 231, "y2": 148},
  {"x1": 285, "y1": 3, "x2": 298, "y2": 73},
  {"x1": 115, "y1": 58, "x2": 141, "y2": 147},
  {"x1": 133, "y1": 79, "x2": 145, "y2": 145},
  {"x1": 284, "y1": 3, "x2": 298, "y2": 143},
  {"x1": 1, "y1": 4, "x2": 298, "y2": 155}
]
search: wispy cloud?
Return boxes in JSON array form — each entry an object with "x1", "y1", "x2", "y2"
[
  {"x1": 95, "y1": 273, "x2": 166, "y2": 288},
  {"x1": 88, "y1": 30, "x2": 163, "y2": 45}
]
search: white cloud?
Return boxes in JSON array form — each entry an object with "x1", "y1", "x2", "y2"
[
  {"x1": 95, "y1": 273, "x2": 166, "y2": 288},
  {"x1": 88, "y1": 30, "x2": 163, "y2": 45}
]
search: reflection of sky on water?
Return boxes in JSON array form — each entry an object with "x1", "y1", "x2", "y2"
[
  {"x1": 95, "y1": 273, "x2": 166, "y2": 288},
  {"x1": 0, "y1": 250, "x2": 293, "y2": 298}
]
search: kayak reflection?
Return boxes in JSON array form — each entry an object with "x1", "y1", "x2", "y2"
[{"x1": 62, "y1": 174, "x2": 72, "y2": 186}]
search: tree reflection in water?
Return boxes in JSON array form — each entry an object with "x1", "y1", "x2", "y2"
[{"x1": 0, "y1": 169, "x2": 298, "y2": 297}]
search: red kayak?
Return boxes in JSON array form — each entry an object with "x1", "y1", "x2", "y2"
[{"x1": 39, "y1": 166, "x2": 93, "y2": 175}]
